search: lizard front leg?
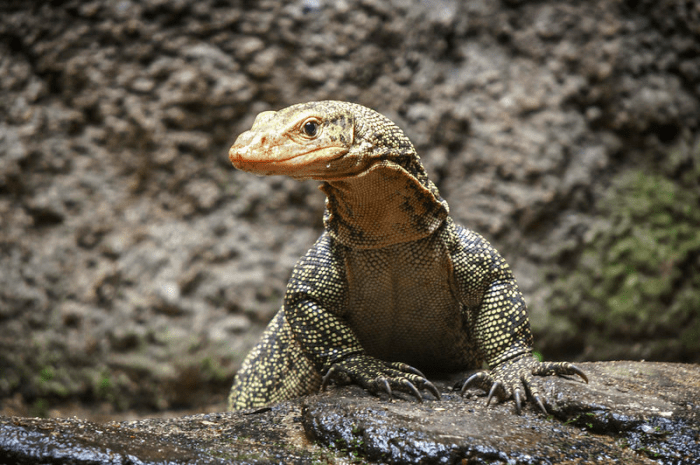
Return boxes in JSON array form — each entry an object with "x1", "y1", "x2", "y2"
[
  {"x1": 450, "y1": 222, "x2": 587, "y2": 414},
  {"x1": 285, "y1": 297, "x2": 441, "y2": 402},
  {"x1": 457, "y1": 277, "x2": 587, "y2": 415},
  {"x1": 283, "y1": 233, "x2": 440, "y2": 402},
  {"x1": 228, "y1": 309, "x2": 322, "y2": 410}
]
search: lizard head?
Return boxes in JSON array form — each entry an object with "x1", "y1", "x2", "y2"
[
  {"x1": 230, "y1": 101, "x2": 449, "y2": 247},
  {"x1": 229, "y1": 101, "x2": 415, "y2": 181},
  {"x1": 229, "y1": 101, "x2": 359, "y2": 180}
]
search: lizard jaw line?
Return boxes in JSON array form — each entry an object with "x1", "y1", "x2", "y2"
[{"x1": 230, "y1": 144, "x2": 349, "y2": 177}]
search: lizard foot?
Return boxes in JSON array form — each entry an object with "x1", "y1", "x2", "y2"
[
  {"x1": 321, "y1": 355, "x2": 441, "y2": 402},
  {"x1": 456, "y1": 355, "x2": 587, "y2": 415}
]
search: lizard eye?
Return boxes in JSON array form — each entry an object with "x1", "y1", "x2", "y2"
[{"x1": 302, "y1": 119, "x2": 320, "y2": 137}]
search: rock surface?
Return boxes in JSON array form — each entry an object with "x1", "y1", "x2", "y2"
[{"x1": 2, "y1": 362, "x2": 699, "y2": 464}]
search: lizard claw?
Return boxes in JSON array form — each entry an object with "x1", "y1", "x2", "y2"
[
  {"x1": 532, "y1": 361, "x2": 588, "y2": 384},
  {"x1": 379, "y1": 377, "x2": 393, "y2": 398},
  {"x1": 322, "y1": 355, "x2": 441, "y2": 403},
  {"x1": 532, "y1": 392, "x2": 547, "y2": 415},
  {"x1": 424, "y1": 379, "x2": 442, "y2": 401},
  {"x1": 397, "y1": 363, "x2": 427, "y2": 378},
  {"x1": 486, "y1": 381, "x2": 506, "y2": 407},
  {"x1": 321, "y1": 364, "x2": 348, "y2": 391},
  {"x1": 395, "y1": 364, "x2": 441, "y2": 400},
  {"x1": 569, "y1": 365, "x2": 588, "y2": 384},
  {"x1": 458, "y1": 372, "x2": 490, "y2": 395},
  {"x1": 458, "y1": 355, "x2": 587, "y2": 415},
  {"x1": 321, "y1": 364, "x2": 348, "y2": 393},
  {"x1": 513, "y1": 388, "x2": 523, "y2": 415},
  {"x1": 401, "y1": 379, "x2": 423, "y2": 403}
]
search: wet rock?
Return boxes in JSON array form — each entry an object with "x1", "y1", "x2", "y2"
[
  {"x1": 303, "y1": 361, "x2": 700, "y2": 464},
  {"x1": 1, "y1": 361, "x2": 699, "y2": 464}
]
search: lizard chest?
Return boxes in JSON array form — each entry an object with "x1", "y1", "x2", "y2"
[{"x1": 341, "y1": 235, "x2": 475, "y2": 371}]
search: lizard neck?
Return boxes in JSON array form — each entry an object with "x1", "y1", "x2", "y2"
[{"x1": 320, "y1": 161, "x2": 449, "y2": 249}]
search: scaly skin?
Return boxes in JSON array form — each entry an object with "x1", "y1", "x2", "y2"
[{"x1": 227, "y1": 101, "x2": 587, "y2": 414}]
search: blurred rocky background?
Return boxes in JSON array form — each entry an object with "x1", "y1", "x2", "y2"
[{"x1": 1, "y1": 0, "x2": 698, "y2": 420}]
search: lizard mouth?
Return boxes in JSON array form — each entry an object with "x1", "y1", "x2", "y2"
[{"x1": 229, "y1": 141, "x2": 349, "y2": 179}]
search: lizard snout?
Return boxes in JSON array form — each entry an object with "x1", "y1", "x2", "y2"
[{"x1": 229, "y1": 130, "x2": 258, "y2": 169}]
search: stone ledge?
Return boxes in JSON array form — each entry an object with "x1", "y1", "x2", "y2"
[{"x1": 1, "y1": 361, "x2": 698, "y2": 464}]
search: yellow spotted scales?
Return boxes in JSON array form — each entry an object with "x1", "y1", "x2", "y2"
[{"x1": 228, "y1": 101, "x2": 587, "y2": 414}]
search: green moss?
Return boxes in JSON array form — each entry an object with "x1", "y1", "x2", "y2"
[
  {"x1": 36, "y1": 365, "x2": 70, "y2": 399},
  {"x1": 39, "y1": 366, "x2": 54, "y2": 383},
  {"x1": 546, "y1": 136, "x2": 700, "y2": 361},
  {"x1": 30, "y1": 399, "x2": 49, "y2": 418},
  {"x1": 200, "y1": 356, "x2": 230, "y2": 383},
  {"x1": 94, "y1": 370, "x2": 114, "y2": 401}
]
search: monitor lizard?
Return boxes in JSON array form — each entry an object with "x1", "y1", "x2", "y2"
[{"x1": 227, "y1": 100, "x2": 587, "y2": 414}]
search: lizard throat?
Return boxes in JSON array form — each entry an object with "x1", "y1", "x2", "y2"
[{"x1": 320, "y1": 161, "x2": 449, "y2": 249}]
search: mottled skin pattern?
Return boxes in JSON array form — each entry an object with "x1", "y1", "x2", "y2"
[{"x1": 228, "y1": 101, "x2": 587, "y2": 414}]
